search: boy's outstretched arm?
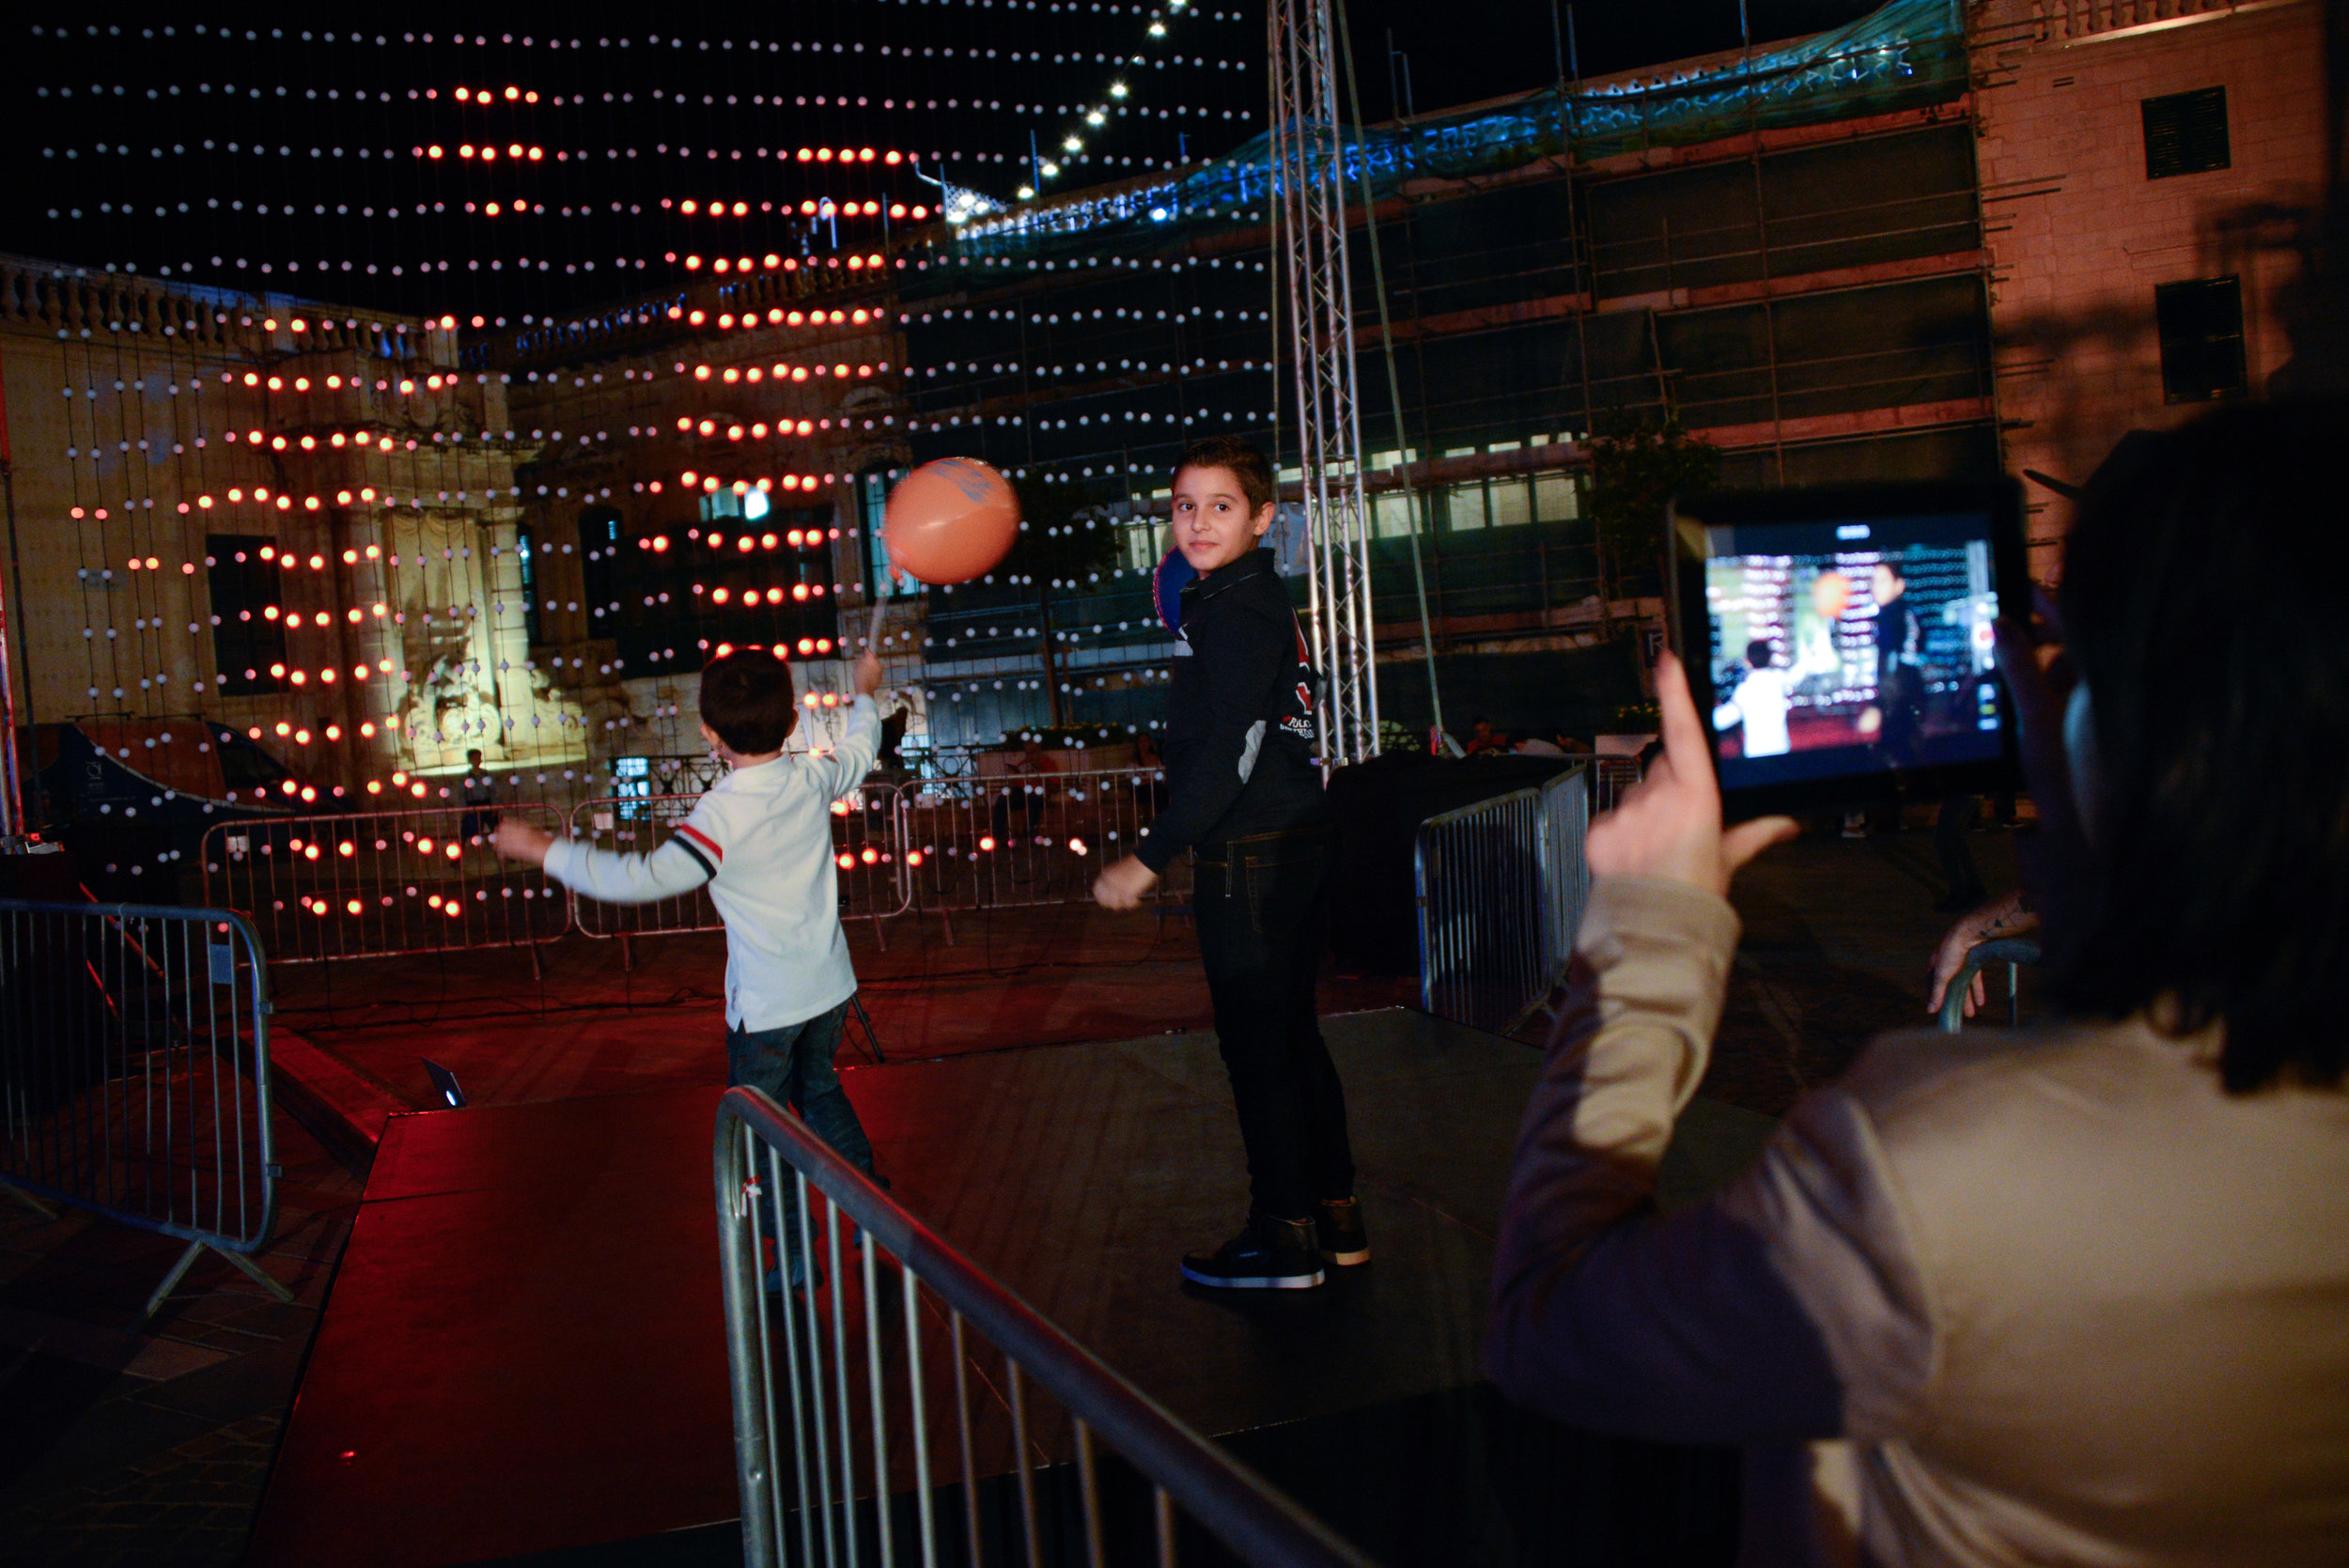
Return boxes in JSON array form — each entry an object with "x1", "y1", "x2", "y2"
[
  {"x1": 808, "y1": 652, "x2": 887, "y2": 800},
  {"x1": 492, "y1": 820, "x2": 557, "y2": 865},
  {"x1": 500, "y1": 813, "x2": 717, "y2": 906}
]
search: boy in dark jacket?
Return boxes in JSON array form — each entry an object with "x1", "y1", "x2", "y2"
[{"x1": 1093, "y1": 436, "x2": 1363, "y2": 1290}]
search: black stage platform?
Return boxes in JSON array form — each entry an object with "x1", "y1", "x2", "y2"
[{"x1": 248, "y1": 1008, "x2": 1774, "y2": 1568}]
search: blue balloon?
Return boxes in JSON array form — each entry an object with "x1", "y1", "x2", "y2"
[{"x1": 1154, "y1": 547, "x2": 1195, "y2": 636}]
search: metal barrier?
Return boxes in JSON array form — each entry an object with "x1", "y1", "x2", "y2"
[
  {"x1": 715, "y1": 1088, "x2": 1378, "y2": 1568},
  {"x1": 195, "y1": 767, "x2": 1200, "y2": 969},
  {"x1": 566, "y1": 769, "x2": 1190, "y2": 955},
  {"x1": 1937, "y1": 938, "x2": 2042, "y2": 1033},
  {"x1": 0, "y1": 900, "x2": 292, "y2": 1323},
  {"x1": 896, "y1": 768, "x2": 1191, "y2": 918},
  {"x1": 1415, "y1": 788, "x2": 1548, "y2": 1034},
  {"x1": 200, "y1": 803, "x2": 571, "y2": 964},
  {"x1": 1415, "y1": 766, "x2": 1593, "y2": 1035},
  {"x1": 1587, "y1": 755, "x2": 1642, "y2": 815},
  {"x1": 567, "y1": 789, "x2": 914, "y2": 948},
  {"x1": 1536, "y1": 768, "x2": 1592, "y2": 987}
]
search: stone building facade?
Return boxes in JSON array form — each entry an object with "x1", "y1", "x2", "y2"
[
  {"x1": 1970, "y1": 0, "x2": 2333, "y2": 565},
  {"x1": 0, "y1": 256, "x2": 591, "y2": 820}
]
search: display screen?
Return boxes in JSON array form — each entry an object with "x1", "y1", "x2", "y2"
[{"x1": 1700, "y1": 512, "x2": 2003, "y2": 790}]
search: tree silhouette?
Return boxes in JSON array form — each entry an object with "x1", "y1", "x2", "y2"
[{"x1": 1586, "y1": 416, "x2": 1720, "y2": 605}]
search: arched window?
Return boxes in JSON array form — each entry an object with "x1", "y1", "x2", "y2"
[
  {"x1": 859, "y1": 462, "x2": 923, "y2": 590},
  {"x1": 578, "y1": 505, "x2": 624, "y2": 637}
]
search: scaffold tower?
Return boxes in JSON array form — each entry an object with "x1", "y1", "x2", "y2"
[{"x1": 1269, "y1": 0, "x2": 1381, "y2": 767}]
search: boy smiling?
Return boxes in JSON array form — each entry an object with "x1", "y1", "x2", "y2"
[{"x1": 1094, "y1": 436, "x2": 1363, "y2": 1290}]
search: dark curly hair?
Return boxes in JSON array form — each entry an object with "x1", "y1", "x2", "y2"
[
  {"x1": 1174, "y1": 435, "x2": 1274, "y2": 515},
  {"x1": 698, "y1": 647, "x2": 799, "y2": 755},
  {"x1": 2057, "y1": 397, "x2": 2349, "y2": 1093}
]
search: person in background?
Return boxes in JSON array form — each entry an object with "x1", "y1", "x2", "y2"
[
  {"x1": 993, "y1": 732, "x2": 1053, "y2": 837},
  {"x1": 1092, "y1": 435, "x2": 1362, "y2": 1291},
  {"x1": 459, "y1": 749, "x2": 499, "y2": 845},
  {"x1": 1464, "y1": 717, "x2": 1506, "y2": 755},
  {"x1": 1487, "y1": 401, "x2": 2349, "y2": 1564},
  {"x1": 1868, "y1": 558, "x2": 1924, "y2": 764}
]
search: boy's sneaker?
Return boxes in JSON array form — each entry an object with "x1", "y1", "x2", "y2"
[
  {"x1": 1315, "y1": 1197, "x2": 1371, "y2": 1266},
  {"x1": 1180, "y1": 1213, "x2": 1325, "y2": 1290}
]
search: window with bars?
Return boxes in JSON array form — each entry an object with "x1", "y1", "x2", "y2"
[
  {"x1": 859, "y1": 465, "x2": 916, "y2": 590},
  {"x1": 2142, "y1": 86, "x2": 2230, "y2": 179},
  {"x1": 2155, "y1": 276, "x2": 2247, "y2": 403},
  {"x1": 1439, "y1": 472, "x2": 1583, "y2": 533},
  {"x1": 205, "y1": 534, "x2": 288, "y2": 695},
  {"x1": 1372, "y1": 491, "x2": 1420, "y2": 537},
  {"x1": 515, "y1": 526, "x2": 544, "y2": 649}
]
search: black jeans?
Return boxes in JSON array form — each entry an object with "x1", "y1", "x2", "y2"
[
  {"x1": 725, "y1": 1001, "x2": 873, "y2": 1258},
  {"x1": 1193, "y1": 828, "x2": 1354, "y2": 1222}
]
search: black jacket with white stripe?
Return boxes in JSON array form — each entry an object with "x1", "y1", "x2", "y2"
[{"x1": 1138, "y1": 548, "x2": 1327, "y2": 874}]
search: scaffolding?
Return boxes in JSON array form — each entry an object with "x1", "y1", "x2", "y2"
[
  {"x1": 955, "y1": 0, "x2": 1968, "y2": 260},
  {"x1": 1269, "y1": 0, "x2": 1381, "y2": 767}
]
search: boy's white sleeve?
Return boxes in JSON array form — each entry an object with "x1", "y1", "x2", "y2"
[
  {"x1": 542, "y1": 799, "x2": 723, "y2": 905},
  {"x1": 810, "y1": 695, "x2": 884, "y2": 800}
]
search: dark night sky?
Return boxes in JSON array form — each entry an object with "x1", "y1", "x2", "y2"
[{"x1": 0, "y1": 0, "x2": 1885, "y2": 327}]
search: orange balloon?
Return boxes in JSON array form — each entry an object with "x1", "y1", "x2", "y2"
[
  {"x1": 1811, "y1": 570, "x2": 1854, "y2": 621},
  {"x1": 883, "y1": 458, "x2": 1020, "y2": 583}
]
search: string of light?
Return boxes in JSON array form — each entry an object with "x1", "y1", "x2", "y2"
[{"x1": 20, "y1": 8, "x2": 1269, "y2": 809}]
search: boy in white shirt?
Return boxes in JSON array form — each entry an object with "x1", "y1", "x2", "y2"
[
  {"x1": 1713, "y1": 637, "x2": 1794, "y2": 759},
  {"x1": 495, "y1": 645, "x2": 883, "y2": 1286}
]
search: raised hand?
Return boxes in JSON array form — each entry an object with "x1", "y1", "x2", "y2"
[{"x1": 1586, "y1": 651, "x2": 1797, "y2": 897}]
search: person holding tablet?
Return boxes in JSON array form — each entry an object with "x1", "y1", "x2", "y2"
[{"x1": 1489, "y1": 401, "x2": 2349, "y2": 1563}]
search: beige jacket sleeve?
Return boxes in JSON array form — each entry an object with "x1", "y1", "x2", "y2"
[{"x1": 1486, "y1": 876, "x2": 1935, "y2": 1444}]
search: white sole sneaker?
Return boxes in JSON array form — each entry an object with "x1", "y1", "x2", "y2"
[{"x1": 1179, "y1": 1262, "x2": 1325, "y2": 1289}]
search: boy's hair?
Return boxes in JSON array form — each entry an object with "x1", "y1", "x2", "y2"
[
  {"x1": 699, "y1": 648, "x2": 799, "y2": 754},
  {"x1": 466, "y1": 748, "x2": 484, "y2": 764},
  {"x1": 1745, "y1": 638, "x2": 1776, "y2": 669},
  {"x1": 1174, "y1": 435, "x2": 1275, "y2": 514}
]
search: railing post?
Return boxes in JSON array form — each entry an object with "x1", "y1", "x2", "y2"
[{"x1": 712, "y1": 1087, "x2": 1382, "y2": 1568}]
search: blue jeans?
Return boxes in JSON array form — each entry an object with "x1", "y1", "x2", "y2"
[{"x1": 726, "y1": 1001, "x2": 872, "y2": 1279}]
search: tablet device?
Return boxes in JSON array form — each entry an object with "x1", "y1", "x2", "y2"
[{"x1": 1667, "y1": 480, "x2": 2029, "y2": 819}]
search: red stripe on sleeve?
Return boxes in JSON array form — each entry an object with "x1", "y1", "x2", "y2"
[{"x1": 676, "y1": 823, "x2": 723, "y2": 862}]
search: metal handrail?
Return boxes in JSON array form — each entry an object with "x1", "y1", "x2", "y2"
[
  {"x1": 715, "y1": 1088, "x2": 1377, "y2": 1568},
  {"x1": 1937, "y1": 937, "x2": 2042, "y2": 1033}
]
